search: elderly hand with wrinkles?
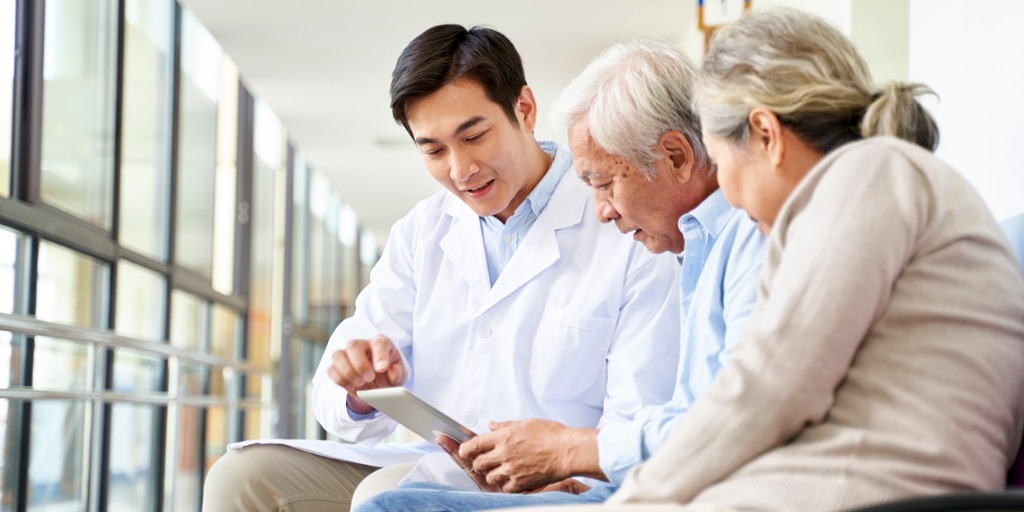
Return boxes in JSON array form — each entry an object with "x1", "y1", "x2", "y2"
[{"x1": 437, "y1": 418, "x2": 602, "y2": 494}]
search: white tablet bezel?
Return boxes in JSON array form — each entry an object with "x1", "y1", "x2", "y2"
[{"x1": 356, "y1": 387, "x2": 476, "y2": 444}]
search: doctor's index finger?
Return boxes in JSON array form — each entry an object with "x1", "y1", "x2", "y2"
[{"x1": 370, "y1": 335, "x2": 402, "y2": 371}]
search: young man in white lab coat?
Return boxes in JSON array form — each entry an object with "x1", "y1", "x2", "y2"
[{"x1": 202, "y1": 25, "x2": 681, "y2": 512}]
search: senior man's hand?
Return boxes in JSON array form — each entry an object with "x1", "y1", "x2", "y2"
[
  {"x1": 457, "y1": 419, "x2": 603, "y2": 493},
  {"x1": 436, "y1": 434, "x2": 503, "y2": 493}
]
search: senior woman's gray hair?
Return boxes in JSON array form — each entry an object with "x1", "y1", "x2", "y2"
[
  {"x1": 696, "y1": 7, "x2": 938, "y2": 153},
  {"x1": 550, "y1": 39, "x2": 711, "y2": 178}
]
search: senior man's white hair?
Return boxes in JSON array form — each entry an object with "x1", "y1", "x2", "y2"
[{"x1": 551, "y1": 39, "x2": 711, "y2": 178}]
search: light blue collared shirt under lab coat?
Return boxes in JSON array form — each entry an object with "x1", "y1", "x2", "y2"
[
  {"x1": 597, "y1": 189, "x2": 766, "y2": 485},
  {"x1": 479, "y1": 140, "x2": 568, "y2": 286}
]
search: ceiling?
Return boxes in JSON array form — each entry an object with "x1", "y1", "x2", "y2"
[{"x1": 179, "y1": 0, "x2": 701, "y2": 242}]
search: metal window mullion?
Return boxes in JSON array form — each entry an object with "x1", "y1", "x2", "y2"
[
  {"x1": 276, "y1": 143, "x2": 295, "y2": 439},
  {"x1": 232, "y1": 84, "x2": 254, "y2": 442},
  {"x1": 9, "y1": 0, "x2": 42, "y2": 206}
]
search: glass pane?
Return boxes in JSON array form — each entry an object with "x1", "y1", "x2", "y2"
[
  {"x1": 176, "y1": 9, "x2": 237, "y2": 284},
  {"x1": 27, "y1": 400, "x2": 87, "y2": 510},
  {"x1": 208, "y1": 367, "x2": 225, "y2": 398},
  {"x1": 0, "y1": 0, "x2": 14, "y2": 198},
  {"x1": 39, "y1": 0, "x2": 117, "y2": 229},
  {"x1": 339, "y1": 203, "x2": 359, "y2": 321},
  {"x1": 178, "y1": 362, "x2": 205, "y2": 397},
  {"x1": 0, "y1": 225, "x2": 26, "y2": 315},
  {"x1": 360, "y1": 231, "x2": 378, "y2": 289},
  {"x1": 36, "y1": 241, "x2": 108, "y2": 328},
  {"x1": 204, "y1": 405, "x2": 227, "y2": 471},
  {"x1": 170, "y1": 290, "x2": 205, "y2": 351},
  {"x1": 115, "y1": 259, "x2": 166, "y2": 342},
  {"x1": 0, "y1": 331, "x2": 24, "y2": 389},
  {"x1": 0, "y1": 398, "x2": 17, "y2": 508},
  {"x1": 247, "y1": 101, "x2": 280, "y2": 369},
  {"x1": 32, "y1": 338, "x2": 89, "y2": 391},
  {"x1": 291, "y1": 338, "x2": 324, "y2": 439},
  {"x1": 108, "y1": 404, "x2": 157, "y2": 511},
  {"x1": 242, "y1": 406, "x2": 267, "y2": 442},
  {"x1": 119, "y1": 0, "x2": 173, "y2": 259},
  {"x1": 210, "y1": 304, "x2": 238, "y2": 359},
  {"x1": 174, "y1": 8, "x2": 222, "y2": 279},
  {"x1": 291, "y1": 156, "x2": 309, "y2": 323},
  {"x1": 164, "y1": 405, "x2": 200, "y2": 512},
  {"x1": 211, "y1": 58, "x2": 238, "y2": 295},
  {"x1": 308, "y1": 175, "x2": 328, "y2": 331},
  {"x1": 112, "y1": 349, "x2": 163, "y2": 393}
]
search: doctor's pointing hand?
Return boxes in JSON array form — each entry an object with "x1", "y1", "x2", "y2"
[{"x1": 326, "y1": 334, "x2": 408, "y2": 415}]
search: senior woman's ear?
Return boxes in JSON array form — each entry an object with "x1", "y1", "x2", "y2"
[{"x1": 748, "y1": 108, "x2": 786, "y2": 170}]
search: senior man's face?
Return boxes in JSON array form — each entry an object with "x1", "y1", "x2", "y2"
[{"x1": 569, "y1": 123, "x2": 686, "y2": 254}]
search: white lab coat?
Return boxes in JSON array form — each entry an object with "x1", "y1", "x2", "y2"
[{"x1": 266, "y1": 149, "x2": 680, "y2": 486}]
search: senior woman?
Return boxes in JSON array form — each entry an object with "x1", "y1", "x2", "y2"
[{"x1": 590, "y1": 7, "x2": 1024, "y2": 511}]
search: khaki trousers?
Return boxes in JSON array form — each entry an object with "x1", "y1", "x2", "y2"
[{"x1": 202, "y1": 445, "x2": 378, "y2": 512}]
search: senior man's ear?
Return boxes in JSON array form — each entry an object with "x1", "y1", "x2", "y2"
[{"x1": 657, "y1": 130, "x2": 696, "y2": 184}]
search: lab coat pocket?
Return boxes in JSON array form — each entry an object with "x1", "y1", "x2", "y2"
[{"x1": 530, "y1": 306, "x2": 615, "y2": 401}]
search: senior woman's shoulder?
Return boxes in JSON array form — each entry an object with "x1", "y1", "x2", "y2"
[{"x1": 814, "y1": 136, "x2": 960, "y2": 192}]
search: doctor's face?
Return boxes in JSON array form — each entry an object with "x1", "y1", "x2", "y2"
[
  {"x1": 405, "y1": 77, "x2": 542, "y2": 222},
  {"x1": 570, "y1": 123, "x2": 686, "y2": 254}
]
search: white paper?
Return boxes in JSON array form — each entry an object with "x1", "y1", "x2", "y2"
[{"x1": 228, "y1": 438, "x2": 436, "y2": 468}]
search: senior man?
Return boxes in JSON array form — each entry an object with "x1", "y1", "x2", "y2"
[{"x1": 356, "y1": 39, "x2": 766, "y2": 512}]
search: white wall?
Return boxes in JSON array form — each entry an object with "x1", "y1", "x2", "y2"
[{"x1": 909, "y1": 0, "x2": 1024, "y2": 221}]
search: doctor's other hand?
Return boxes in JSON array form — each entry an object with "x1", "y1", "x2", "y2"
[
  {"x1": 459, "y1": 419, "x2": 600, "y2": 493},
  {"x1": 436, "y1": 434, "x2": 503, "y2": 494},
  {"x1": 327, "y1": 334, "x2": 407, "y2": 415}
]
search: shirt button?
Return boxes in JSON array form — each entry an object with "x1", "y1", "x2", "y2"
[
  {"x1": 504, "y1": 235, "x2": 512, "y2": 243},
  {"x1": 463, "y1": 412, "x2": 477, "y2": 427},
  {"x1": 478, "y1": 327, "x2": 492, "y2": 339}
]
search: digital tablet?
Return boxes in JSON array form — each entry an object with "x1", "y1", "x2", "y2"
[{"x1": 356, "y1": 387, "x2": 476, "y2": 444}]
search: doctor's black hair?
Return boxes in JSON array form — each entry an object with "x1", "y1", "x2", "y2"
[{"x1": 390, "y1": 24, "x2": 527, "y2": 138}]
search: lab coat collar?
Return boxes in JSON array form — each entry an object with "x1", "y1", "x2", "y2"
[{"x1": 439, "y1": 146, "x2": 587, "y2": 313}]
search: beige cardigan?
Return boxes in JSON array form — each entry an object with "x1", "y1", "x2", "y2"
[{"x1": 602, "y1": 137, "x2": 1024, "y2": 511}]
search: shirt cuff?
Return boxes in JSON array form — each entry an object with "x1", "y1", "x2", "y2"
[{"x1": 597, "y1": 421, "x2": 646, "y2": 486}]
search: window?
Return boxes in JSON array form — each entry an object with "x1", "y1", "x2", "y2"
[
  {"x1": 0, "y1": 0, "x2": 15, "y2": 197},
  {"x1": 107, "y1": 404, "x2": 158, "y2": 511},
  {"x1": 170, "y1": 289, "x2": 205, "y2": 352},
  {"x1": 248, "y1": 100, "x2": 282, "y2": 369},
  {"x1": 27, "y1": 400, "x2": 87, "y2": 509},
  {"x1": 35, "y1": 241, "x2": 108, "y2": 328},
  {"x1": 115, "y1": 259, "x2": 166, "y2": 342},
  {"x1": 176, "y1": 8, "x2": 238, "y2": 283},
  {"x1": 119, "y1": 0, "x2": 174, "y2": 259},
  {"x1": 39, "y1": 0, "x2": 117, "y2": 228}
]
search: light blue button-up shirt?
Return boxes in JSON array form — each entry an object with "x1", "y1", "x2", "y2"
[
  {"x1": 596, "y1": 189, "x2": 765, "y2": 485},
  {"x1": 479, "y1": 140, "x2": 569, "y2": 286}
]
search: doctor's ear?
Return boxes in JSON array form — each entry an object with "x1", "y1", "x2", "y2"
[
  {"x1": 748, "y1": 109, "x2": 785, "y2": 167},
  {"x1": 515, "y1": 86, "x2": 538, "y2": 132}
]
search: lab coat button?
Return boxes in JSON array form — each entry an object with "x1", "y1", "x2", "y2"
[
  {"x1": 478, "y1": 327, "x2": 492, "y2": 338},
  {"x1": 463, "y1": 413, "x2": 477, "y2": 427}
]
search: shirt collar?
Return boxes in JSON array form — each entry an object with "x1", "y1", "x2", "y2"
[
  {"x1": 678, "y1": 188, "x2": 734, "y2": 240},
  {"x1": 505, "y1": 140, "x2": 569, "y2": 219}
]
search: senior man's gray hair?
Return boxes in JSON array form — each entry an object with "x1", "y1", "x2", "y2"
[{"x1": 551, "y1": 39, "x2": 711, "y2": 178}]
